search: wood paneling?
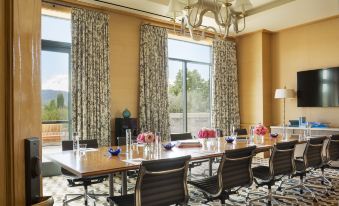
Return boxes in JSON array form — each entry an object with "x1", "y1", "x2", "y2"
[
  {"x1": 0, "y1": 0, "x2": 6, "y2": 205},
  {"x1": 6, "y1": 0, "x2": 42, "y2": 205},
  {"x1": 271, "y1": 17, "x2": 339, "y2": 127}
]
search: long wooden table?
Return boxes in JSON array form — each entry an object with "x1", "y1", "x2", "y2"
[{"x1": 47, "y1": 136, "x2": 301, "y2": 204}]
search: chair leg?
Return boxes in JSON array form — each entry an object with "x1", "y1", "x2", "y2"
[{"x1": 63, "y1": 194, "x2": 84, "y2": 205}]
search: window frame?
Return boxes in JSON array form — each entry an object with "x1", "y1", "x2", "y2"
[
  {"x1": 168, "y1": 39, "x2": 213, "y2": 134},
  {"x1": 41, "y1": 39, "x2": 72, "y2": 140}
]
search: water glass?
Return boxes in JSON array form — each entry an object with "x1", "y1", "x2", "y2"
[{"x1": 79, "y1": 144, "x2": 87, "y2": 156}]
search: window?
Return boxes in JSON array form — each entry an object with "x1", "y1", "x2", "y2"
[
  {"x1": 168, "y1": 39, "x2": 212, "y2": 136},
  {"x1": 41, "y1": 15, "x2": 71, "y2": 146}
]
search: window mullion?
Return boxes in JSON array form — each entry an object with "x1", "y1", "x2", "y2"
[{"x1": 183, "y1": 61, "x2": 187, "y2": 133}]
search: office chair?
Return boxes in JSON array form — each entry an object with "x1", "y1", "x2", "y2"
[
  {"x1": 188, "y1": 146, "x2": 256, "y2": 204},
  {"x1": 107, "y1": 155, "x2": 191, "y2": 206},
  {"x1": 282, "y1": 136, "x2": 329, "y2": 202},
  {"x1": 61, "y1": 139, "x2": 108, "y2": 206},
  {"x1": 248, "y1": 140, "x2": 299, "y2": 206}
]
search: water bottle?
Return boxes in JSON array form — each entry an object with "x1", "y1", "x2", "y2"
[
  {"x1": 155, "y1": 132, "x2": 162, "y2": 146},
  {"x1": 125, "y1": 129, "x2": 132, "y2": 154},
  {"x1": 249, "y1": 126, "x2": 254, "y2": 145},
  {"x1": 73, "y1": 132, "x2": 79, "y2": 152}
]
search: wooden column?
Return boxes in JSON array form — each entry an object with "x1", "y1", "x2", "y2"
[{"x1": 5, "y1": 0, "x2": 42, "y2": 205}]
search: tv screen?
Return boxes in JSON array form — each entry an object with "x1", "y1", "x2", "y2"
[{"x1": 297, "y1": 67, "x2": 339, "y2": 107}]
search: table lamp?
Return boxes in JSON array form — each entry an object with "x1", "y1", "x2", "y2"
[{"x1": 275, "y1": 87, "x2": 295, "y2": 139}]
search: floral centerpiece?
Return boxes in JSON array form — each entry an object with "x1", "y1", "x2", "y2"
[
  {"x1": 198, "y1": 128, "x2": 216, "y2": 139},
  {"x1": 137, "y1": 132, "x2": 155, "y2": 144},
  {"x1": 254, "y1": 124, "x2": 268, "y2": 137}
]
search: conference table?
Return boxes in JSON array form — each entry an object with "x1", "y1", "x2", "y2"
[{"x1": 48, "y1": 135, "x2": 303, "y2": 204}]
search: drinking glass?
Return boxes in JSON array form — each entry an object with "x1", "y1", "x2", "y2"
[
  {"x1": 79, "y1": 144, "x2": 87, "y2": 156},
  {"x1": 249, "y1": 126, "x2": 255, "y2": 145}
]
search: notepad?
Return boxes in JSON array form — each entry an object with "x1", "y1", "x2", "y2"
[
  {"x1": 123, "y1": 158, "x2": 145, "y2": 165},
  {"x1": 177, "y1": 140, "x2": 202, "y2": 148}
]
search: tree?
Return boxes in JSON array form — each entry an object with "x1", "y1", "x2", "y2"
[
  {"x1": 57, "y1": 93, "x2": 65, "y2": 108},
  {"x1": 42, "y1": 99, "x2": 68, "y2": 121},
  {"x1": 168, "y1": 68, "x2": 210, "y2": 113}
]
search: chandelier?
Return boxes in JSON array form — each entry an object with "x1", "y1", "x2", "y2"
[{"x1": 167, "y1": 0, "x2": 253, "y2": 39}]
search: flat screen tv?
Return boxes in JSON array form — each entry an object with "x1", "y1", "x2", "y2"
[{"x1": 297, "y1": 67, "x2": 339, "y2": 107}]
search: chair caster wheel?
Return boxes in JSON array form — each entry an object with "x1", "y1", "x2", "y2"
[
  {"x1": 313, "y1": 198, "x2": 318, "y2": 203},
  {"x1": 325, "y1": 192, "x2": 330, "y2": 197},
  {"x1": 300, "y1": 189, "x2": 303, "y2": 194},
  {"x1": 321, "y1": 180, "x2": 325, "y2": 185},
  {"x1": 330, "y1": 187, "x2": 335, "y2": 191},
  {"x1": 277, "y1": 187, "x2": 282, "y2": 191}
]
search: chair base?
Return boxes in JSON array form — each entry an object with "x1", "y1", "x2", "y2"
[
  {"x1": 306, "y1": 170, "x2": 335, "y2": 191},
  {"x1": 63, "y1": 192, "x2": 108, "y2": 206},
  {"x1": 282, "y1": 181, "x2": 328, "y2": 202},
  {"x1": 248, "y1": 188, "x2": 299, "y2": 206}
]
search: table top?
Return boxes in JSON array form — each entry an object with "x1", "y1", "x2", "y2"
[{"x1": 47, "y1": 136, "x2": 300, "y2": 177}]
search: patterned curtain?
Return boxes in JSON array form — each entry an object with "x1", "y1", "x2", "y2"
[
  {"x1": 212, "y1": 40, "x2": 240, "y2": 135},
  {"x1": 139, "y1": 24, "x2": 170, "y2": 139},
  {"x1": 71, "y1": 8, "x2": 111, "y2": 147}
]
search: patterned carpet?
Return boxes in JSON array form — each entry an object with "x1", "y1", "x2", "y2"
[{"x1": 43, "y1": 158, "x2": 339, "y2": 206}]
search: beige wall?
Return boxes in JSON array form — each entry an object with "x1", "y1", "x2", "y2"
[
  {"x1": 271, "y1": 17, "x2": 339, "y2": 127},
  {"x1": 109, "y1": 13, "x2": 142, "y2": 143},
  {"x1": 237, "y1": 31, "x2": 272, "y2": 129},
  {"x1": 0, "y1": 0, "x2": 6, "y2": 204}
]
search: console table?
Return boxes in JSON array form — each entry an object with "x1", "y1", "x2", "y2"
[{"x1": 270, "y1": 126, "x2": 339, "y2": 136}]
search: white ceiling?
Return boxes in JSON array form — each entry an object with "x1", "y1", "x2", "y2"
[{"x1": 80, "y1": 0, "x2": 339, "y2": 36}]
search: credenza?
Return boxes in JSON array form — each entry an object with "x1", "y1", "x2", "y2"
[{"x1": 270, "y1": 126, "x2": 339, "y2": 136}]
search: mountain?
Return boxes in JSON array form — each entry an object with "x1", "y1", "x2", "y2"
[{"x1": 42, "y1": 90, "x2": 69, "y2": 105}]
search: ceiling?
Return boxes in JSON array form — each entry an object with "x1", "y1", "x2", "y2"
[{"x1": 80, "y1": 0, "x2": 339, "y2": 36}]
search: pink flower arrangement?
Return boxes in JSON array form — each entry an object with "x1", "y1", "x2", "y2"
[
  {"x1": 198, "y1": 128, "x2": 216, "y2": 139},
  {"x1": 137, "y1": 132, "x2": 155, "y2": 143},
  {"x1": 254, "y1": 124, "x2": 268, "y2": 136}
]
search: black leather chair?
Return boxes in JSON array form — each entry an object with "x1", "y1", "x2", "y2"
[
  {"x1": 170, "y1": 133, "x2": 210, "y2": 176},
  {"x1": 282, "y1": 136, "x2": 329, "y2": 202},
  {"x1": 188, "y1": 146, "x2": 256, "y2": 204},
  {"x1": 107, "y1": 155, "x2": 191, "y2": 206},
  {"x1": 324, "y1": 134, "x2": 339, "y2": 181},
  {"x1": 61, "y1": 139, "x2": 108, "y2": 206},
  {"x1": 234, "y1": 128, "x2": 248, "y2": 135},
  {"x1": 170, "y1": 133, "x2": 193, "y2": 141},
  {"x1": 248, "y1": 140, "x2": 299, "y2": 206}
]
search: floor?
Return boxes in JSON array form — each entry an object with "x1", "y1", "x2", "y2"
[{"x1": 43, "y1": 158, "x2": 339, "y2": 206}]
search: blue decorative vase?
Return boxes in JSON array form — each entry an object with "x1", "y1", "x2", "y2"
[{"x1": 122, "y1": 108, "x2": 131, "y2": 118}]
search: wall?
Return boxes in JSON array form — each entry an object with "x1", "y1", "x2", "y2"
[
  {"x1": 237, "y1": 31, "x2": 272, "y2": 129},
  {"x1": 271, "y1": 16, "x2": 339, "y2": 127},
  {"x1": 109, "y1": 13, "x2": 142, "y2": 143},
  {"x1": 0, "y1": 0, "x2": 6, "y2": 204}
]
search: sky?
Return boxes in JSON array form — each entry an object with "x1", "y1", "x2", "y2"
[
  {"x1": 41, "y1": 16, "x2": 212, "y2": 92},
  {"x1": 41, "y1": 15, "x2": 71, "y2": 92}
]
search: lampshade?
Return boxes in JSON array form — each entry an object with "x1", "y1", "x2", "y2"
[
  {"x1": 274, "y1": 88, "x2": 295, "y2": 99},
  {"x1": 233, "y1": 0, "x2": 253, "y2": 13}
]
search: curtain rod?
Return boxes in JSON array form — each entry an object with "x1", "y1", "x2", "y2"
[
  {"x1": 93, "y1": 0, "x2": 171, "y2": 19},
  {"x1": 43, "y1": 0, "x2": 171, "y2": 19},
  {"x1": 42, "y1": 0, "x2": 236, "y2": 41}
]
